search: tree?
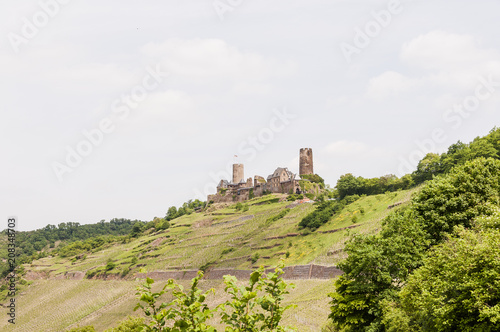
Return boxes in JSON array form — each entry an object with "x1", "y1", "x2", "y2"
[
  {"x1": 130, "y1": 222, "x2": 145, "y2": 237},
  {"x1": 328, "y1": 208, "x2": 429, "y2": 332},
  {"x1": 439, "y1": 140, "x2": 472, "y2": 173},
  {"x1": 413, "y1": 153, "x2": 441, "y2": 184},
  {"x1": 391, "y1": 214, "x2": 500, "y2": 331},
  {"x1": 336, "y1": 174, "x2": 362, "y2": 199},
  {"x1": 412, "y1": 158, "x2": 500, "y2": 244}
]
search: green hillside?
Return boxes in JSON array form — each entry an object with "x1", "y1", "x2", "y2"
[
  {"x1": 25, "y1": 190, "x2": 415, "y2": 279},
  {"x1": 0, "y1": 190, "x2": 415, "y2": 332}
]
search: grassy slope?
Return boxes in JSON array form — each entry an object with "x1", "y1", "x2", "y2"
[{"x1": 2, "y1": 189, "x2": 418, "y2": 331}]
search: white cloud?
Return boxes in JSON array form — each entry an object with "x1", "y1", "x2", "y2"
[
  {"x1": 140, "y1": 38, "x2": 297, "y2": 86},
  {"x1": 401, "y1": 30, "x2": 493, "y2": 71},
  {"x1": 366, "y1": 71, "x2": 417, "y2": 99},
  {"x1": 365, "y1": 31, "x2": 500, "y2": 101}
]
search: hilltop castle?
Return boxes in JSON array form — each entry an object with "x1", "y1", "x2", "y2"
[{"x1": 208, "y1": 148, "x2": 314, "y2": 203}]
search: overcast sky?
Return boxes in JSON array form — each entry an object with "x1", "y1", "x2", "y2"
[{"x1": 2, "y1": 0, "x2": 500, "y2": 231}]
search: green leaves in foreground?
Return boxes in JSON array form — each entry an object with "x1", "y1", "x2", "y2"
[
  {"x1": 134, "y1": 261, "x2": 296, "y2": 332},
  {"x1": 219, "y1": 263, "x2": 296, "y2": 332},
  {"x1": 134, "y1": 272, "x2": 216, "y2": 332}
]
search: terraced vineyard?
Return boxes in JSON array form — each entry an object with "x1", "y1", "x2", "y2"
[{"x1": 3, "y1": 190, "x2": 417, "y2": 331}]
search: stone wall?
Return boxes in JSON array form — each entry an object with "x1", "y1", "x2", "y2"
[
  {"x1": 299, "y1": 148, "x2": 313, "y2": 175},
  {"x1": 135, "y1": 264, "x2": 342, "y2": 280}
]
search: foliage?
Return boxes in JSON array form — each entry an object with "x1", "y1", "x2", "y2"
[
  {"x1": 0, "y1": 218, "x2": 141, "y2": 278},
  {"x1": 219, "y1": 262, "x2": 296, "y2": 332},
  {"x1": 134, "y1": 262, "x2": 296, "y2": 331},
  {"x1": 68, "y1": 326, "x2": 96, "y2": 332},
  {"x1": 328, "y1": 208, "x2": 429, "y2": 331},
  {"x1": 335, "y1": 173, "x2": 412, "y2": 199},
  {"x1": 134, "y1": 271, "x2": 216, "y2": 332},
  {"x1": 165, "y1": 199, "x2": 206, "y2": 222},
  {"x1": 391, "y1": 217, "x2": 500, "y2": 331},
  {"x1": 251, "y1": 253, "x2": 260, "y2": 264},
  {"x1": 57, "y1": 235, "x2": 118, "y2": 257},
  {"x1": 299, "y1": 195, "x2": 359, "y2": 231},
  {"x1": 266, "y1": 209, "x2": 290, "y2": 224},
  {"x1": 105, "y1": 316, "x2": 145, "y2": 332},
  {"x1": 106, "y1": 259, "x2": 116, "y2": 271},
  {"x1": 333, "y1": 127, "x2": 500, "y2": 198},
  {"x1": 300, "y1": 174, "x2": 325, "y2": 184},
  {"x1": 328, "y1": 158, "x2": 500, "y2": 331},
  {"x1": 411, "y1": 157, "x2": 500, "y2": 244},
  {"x1": 287, "y1": 194, "x2": 303, "y2": 201}
]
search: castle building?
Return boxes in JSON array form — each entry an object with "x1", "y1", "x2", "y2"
[{"x1": 208, "y1": 149, "x2": 313, "y2": 203}]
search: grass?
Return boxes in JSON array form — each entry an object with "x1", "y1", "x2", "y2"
[{"x1": 0, "y1": 278, "x2": 333, "y2": 332}]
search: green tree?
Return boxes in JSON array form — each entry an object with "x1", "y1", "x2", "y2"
[
  {"x1": 328, "y1": 208, "x2": 428, "y2": 332},
  {"x1": 413, "y1": 153, "x2": 441, "y2": 184},
  {"x1": 392, "y1": 214, "x2": 500, "y2": 331},
  {"x1": 335, "y1": 174, "x2": 363, "y2": 199},
  {"x1": 412, "y1": 157, "x2": 500, "y2": 244}
]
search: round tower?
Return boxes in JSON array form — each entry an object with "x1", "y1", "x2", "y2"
[
  {"x1": 232, "y1": 164, "x2": 244, "y2": 184},
  {"x1": 299, "y1": 148, "x2": 313, "y2": 175}
]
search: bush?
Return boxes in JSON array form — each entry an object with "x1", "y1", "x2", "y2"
[
  {"x1": 305, "y1": 193, "x2": 315, "y2": 200},
  {"x1": 135, "y1": 261, "x2": 296, "y2": 331},
  {"x1": 266, "y1": 209, "x2": 290, "y2": 224},
  {"x1": 105, "y1": 260, "x2": 116, "y2": 271},
  {"x1": 221, "y1": 248, "x2": 235, "y2": 256},
  {"x1": 251, "y1": 253, "x2": 260, "y2": 264},
  {"x1": 68, "y1": 326, "x2": 96, "y2": 332},
  {"x1": 104, "y1": 316, "x2": 145, "y2": 332},
  {"x1": 121, "y1": 268, "x2": 130, "y2": 277}
]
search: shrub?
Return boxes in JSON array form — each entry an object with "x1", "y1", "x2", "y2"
[
  {"x1": 266, "y1": 209, "x2": 290, "y2": 224},
  {"x1": 305, "y1": 193, "x2": 315, "y2": 200},
  {"x1": 68, "y1": 326, "x2": 96, "y2": 332},
  {"x1": 105, "y1": 260, "x2": 116, "y2": 271},
  {"x1": 221, "y1": 248, "x2": 235, "y2": 256},
  {"x1": 121, "y1": 268, "x2": 130, "y2": 277},
  {"x1": 104, "y1": 316, "x2": 145, "y2": 332},
  {"x1": 251, "y1": 253, "x2": 260, "y2": 264},
  {"x1": 134, "y1": 261, "x2": 296, "y2": 331}
]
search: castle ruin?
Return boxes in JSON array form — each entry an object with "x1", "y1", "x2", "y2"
[
  {"x1": 208, "y1": 148, "x2": 314, "y2": 203},
  {"x1": 299, "y1": 148, "x2": 314, "y2": 175}
]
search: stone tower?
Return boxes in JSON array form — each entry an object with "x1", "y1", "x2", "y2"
[
  {"x1": 232, "y1": 164, "x2": 244, "y2": 184},
  {"x1": 299, "y1": 148, "x2": 313, "y2": 175}
]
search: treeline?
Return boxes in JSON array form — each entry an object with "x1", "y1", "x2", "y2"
[
  {"x1": 335, "y1": 127, "x2": 500, "y2": 199},
  {"x1": 327, "y1": 157, "x2": 500, "y2": 331},
  {"x1": 165, "y1": 199, "x2": 206, "y2": 221},
  {"x1": 0, "y1": 218, "x2": 140, "y2": 278}
]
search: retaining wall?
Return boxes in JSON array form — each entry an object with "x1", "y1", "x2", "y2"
[{"x1": 135, "y1": 264, "x2": 342, "y2": 280}]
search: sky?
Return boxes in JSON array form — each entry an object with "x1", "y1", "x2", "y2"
[{"x1": 2, "y1": 0, "x2": 500, "y2": 231}]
